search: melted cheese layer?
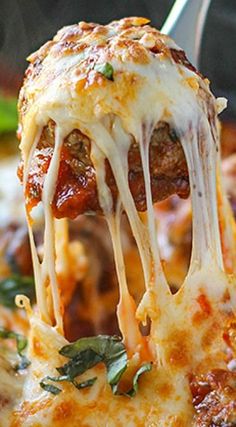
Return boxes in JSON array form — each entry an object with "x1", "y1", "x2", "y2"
[{"x1": 13, "y1": 17, "x2": 236, "y2": 427}]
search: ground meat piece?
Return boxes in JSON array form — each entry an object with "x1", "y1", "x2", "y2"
[
  {"x1": 19, "y1": 120, "x2": 189, "y2": 219},
  {"x1": 190, "y1": 369, "x2": 236, "y2": 426},
  {"x1": 170, "y1": 48, "x2": 200, "y2": 76}
]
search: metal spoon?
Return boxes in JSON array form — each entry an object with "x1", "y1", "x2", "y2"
[{"x1": 161, "y1": 0, "x2": 211, "y2": 67}]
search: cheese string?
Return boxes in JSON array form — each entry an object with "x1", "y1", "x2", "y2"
[
  {"x1": 90, "y1": 141, "x2": 143, "y2": 352},
  {"x1": 41, "y1": 124, "x2": 64, "y2": 334},
  {"x1": 55, "y1": 218, "x2": 70, "y2": 280},
  {"x1": 22, "y1": 125, "x2": 51, "y2": 324},
  {"x1": 90, "y1": 117, "x2": 172, "y2": 355},
  {"x1": 138, "y1": 122, "x2": 170, "y2": 294},
  {"x1": 108, "y1": 203, "x2": 145, "y2": 352},
  {"x1": 88, "y1": 120, "x2": 170, "y2": 303},
  {"x1": 89, "y1": 121, "x2": 151, "y2": 286},
  {"x1": 180, "y1": 116, "x2": 223, "y2": 275},
  {"x1": 22, "y1": 121, "x2": 68, "y2": 331}
]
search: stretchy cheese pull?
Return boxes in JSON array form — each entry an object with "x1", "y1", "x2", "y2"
[{"x1": 11, "y1": 17, "x2": 236, "y2": 427}]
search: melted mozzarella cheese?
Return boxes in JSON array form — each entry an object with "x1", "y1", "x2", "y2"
[
  {"x1": 0, "y1": 347, "x2": 26, "y2": 427},
  {"x1": 13, "y1": 17, "x2": 236, "y2": 426},
  {"x1": 11, "y1": 316, "x2": 194, "y2": 427}
]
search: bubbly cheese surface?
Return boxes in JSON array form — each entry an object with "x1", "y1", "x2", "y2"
[{"x1": 9, "y1": 17, "x2": 236, "y2": 427}]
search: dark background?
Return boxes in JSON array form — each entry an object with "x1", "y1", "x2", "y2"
[{"x1": 0, "y1": 0, "x2": 235, "y2": 120}]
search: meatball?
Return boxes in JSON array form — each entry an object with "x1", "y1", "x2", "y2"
[
  {"x1": 190, "y1": 369, "x2": 236, "y2": 426},
  {"x1": 19, "y1": 120, "x2": 189, "y2": 219}
]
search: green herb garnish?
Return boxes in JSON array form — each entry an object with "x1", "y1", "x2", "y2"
[
  {"x1": 125, "y1": 362, "x2": 152, "y2": 397},
  {"x1": 0, "y1": 327, "x2": 30, "y2": 370},
  {"x1": 73, "y1": 376, "x2": 97, "y2": 390},
  {"x1": 56, "y1": 348, "x2": 103, "y2": 380},
  {"x1": 40, "y1": 335, "x2": 151, "y2": 396},
  {"x1": 0, "y1": 327, "x2": 27, "y2": 353},
  {"x1": 16, "y1": 354, "x2": 31, "y2": 370},
  {"x1": 40, "y1": 379, "x2": 62, "y2": 395},
  {"x1": 59, "y1": 335, "x2": 127, "y2": 387},
  {"x1": 40, "y1": 375, "x2": 97, "y2": 395},
  {"x1": 94, "y1": 62, "x2": 114, "y2": 81},
  {"x1": 0, "y1": 95, "x2": 18, "y2": 134},
  {"x1": 0, "y1": 275, "x2": 35, "y2": 309}
]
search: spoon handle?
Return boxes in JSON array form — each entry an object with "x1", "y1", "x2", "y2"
[{"x1": 161, "y1": 0, "x2": 211, "y2": 67}]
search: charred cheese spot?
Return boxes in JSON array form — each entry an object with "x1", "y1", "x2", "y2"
[
  {"x1": 201, "y1": 321, "x2": 222, "y2": 350},
  {"x1": 192, "y1": 293, "x2": 213, "y2": 325},
  {"x1": 52, "y1": 400, "x2": 76, "y2": 421},
  {"x1": 166, "y1": 330, "x2": 190, "y2": 369},
  {"x1": 197, "y1": 294, "x2": 212, "y2": 316}
]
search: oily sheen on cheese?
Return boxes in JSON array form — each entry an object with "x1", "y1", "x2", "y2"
[{"x1": 6, "y1": 17, "x2": 236, "y2": 426}]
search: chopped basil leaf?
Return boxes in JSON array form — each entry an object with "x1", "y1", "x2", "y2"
[
  {"x1": 126, "y1": 362, "x2": 152, "y2": 397},
  {"x1": 0, "y1": 327, "x2": 27, "y2": 354},
  {"x1": 46, "y1": 375, "x2": 69, "y2": 382},
  {"x1": 106, "y1": 348, "x2": 127, "y2": 386},
  {"x1": 0, "y1": 327, "x2": 30, "y2": 370},
  {"x1": 59, "y1": 335, "x2": 127, "y2": 389},
  {"x1": 73, "y1": 376, "x2": 97, "y2": 390},
  {"x1": 0, "y1": 275, "x2": 35, "y2": 309},
  {"x1": 94, "y1": 62, "x2": 114, "y2": 81},
  {"x1": 57, "y1": 348, "x2": 102, "y2": 379},
  {"x1": 16, "y1": 335, "x2": 27, "y2": 355},
  {"x1": 0, "y1": 95, "x2": 18, "y2": 134},
  {"x1": 40, "y1": 373, "x2": 97, "y2": 394},
  {"x1": 59, "y1": 335, "x2": 124, "y2": 359},
  {"x1": 15, "y1": 354, "x2": 31, "y2": 371},
  {"x1": 40, "y1": 379, "x2": 62, "y2": 395},
  {"x1": 40, "y1": 335, "x2": 151, "y2": 397}
]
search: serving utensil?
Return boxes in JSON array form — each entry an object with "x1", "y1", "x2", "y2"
[{"x1": 161, "y1": 0, "x2": 211, "y2": 67}]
